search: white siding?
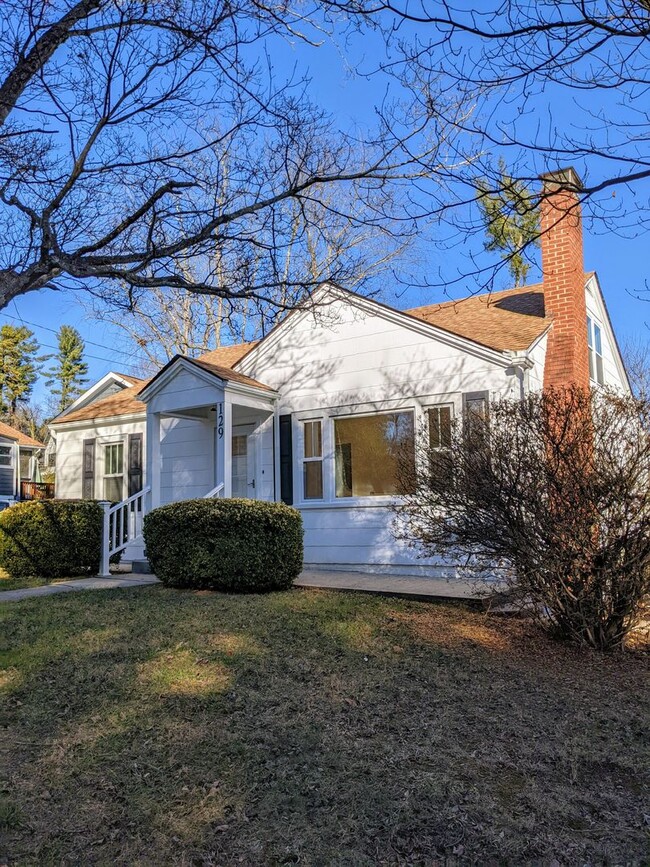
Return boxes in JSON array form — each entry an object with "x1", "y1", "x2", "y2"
[
  {"x1": 54, "y1": 417, "x2": 146, "y2": 500},
  {"x1": 240, "y1": 294, "x2": 517, "y2": 575},
  {"x1": 160, "y1": 416, "x2": 215, "y2": 503}
]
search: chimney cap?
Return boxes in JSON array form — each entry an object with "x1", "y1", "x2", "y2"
[{"x1": 540, "y1": 166, "x2": 583, "y2": 193}]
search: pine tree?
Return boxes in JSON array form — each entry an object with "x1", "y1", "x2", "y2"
[
  {"x1": 0, "y1": 324, "x2": 40, "y2": 418},
  {"x1": 477, "y1": 161, "x2": 540, "y2": 286},
  {"x1": 44, "y1": 326, "x2": 89, "y2": 413}
]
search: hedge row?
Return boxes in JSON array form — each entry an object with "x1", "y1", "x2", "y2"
[{"x1": 143, "y1": 498, "x2": 303, "y2": 592}]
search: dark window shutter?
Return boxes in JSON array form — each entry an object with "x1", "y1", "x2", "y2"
[
  {"x1": 128, "y1": 433, "x2": 143, "y2": 497},
  {"x1": 279, "y1": 415, "x2": 293, "y2": 505},
  {"x1": 82, "y1": 438, "x2": 95, "y2": 499}
]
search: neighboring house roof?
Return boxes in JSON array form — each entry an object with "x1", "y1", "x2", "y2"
[
  {"x1": 0, "y1": 421, "x2": 45, "y2": 448},
  {"x1": 52, "y1": 379, "x2": 149, "y2": 425},
  {"x1": 405, "y1": 284, "x2": 551, "y2": 352}
]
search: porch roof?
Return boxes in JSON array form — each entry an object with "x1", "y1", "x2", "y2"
[{"x1": 140, "y1": 354, "x2": 277, "y2": 398}]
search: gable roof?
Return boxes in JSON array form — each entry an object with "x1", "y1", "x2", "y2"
[
  {"x1": 0, "y1": 421, "x2": 45, "y2": 448},
  {"x1": 51, "y1": 379, "x2": 149, "y2": 425},
  {"x1": 405, "y1": 284, "x2": 551, "y2": 352},
  {"x1": 51, "y1": 343, "x2": 270, "y2": 425},
  {"x1": 141, "y1": 354, "x2": 276, "y2": 398}
]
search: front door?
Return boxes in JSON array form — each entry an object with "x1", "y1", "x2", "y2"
[{"x1": 231, "y1": 426, "x2": 256, "y2": 498}]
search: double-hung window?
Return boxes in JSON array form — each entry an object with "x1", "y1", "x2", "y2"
[
  {"x1": 0, "y1": 445, "x2": 13, "y2": 468},
  {"x1": 303, "y1": 420, "x2": 323, "y2": 499},
  {"x1": 587, "y1": 316, "x2": 604, "y2": 384},
  {"x1": 427, "y1": 404, "x2": 453, "y2": 478},
  {"x1": 103, "y1": 442, "x2": 124, "y2": 502}
]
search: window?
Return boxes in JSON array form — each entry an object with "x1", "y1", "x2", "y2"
[
  {"x1": 587, "y1": 316, "x2": 604, "y2": 385},
  {"x1": 463, "y1": 392, "x2": 489, "y2": 438},
  {"x1": 103, "y1": 442, "x2": 124, "y2": 502},
  {"x1": 303, "y1": 420, "x2": 323, "y2": 499},
  {"x1": 0, "y1": 445, "x2": 13, "y2": 467},
  {"x1": 334, "y1": 411, "x2": 414, "y2": 498},
  {"x1": 428, "y1": 405, "x2": 452, "y2": 450}
]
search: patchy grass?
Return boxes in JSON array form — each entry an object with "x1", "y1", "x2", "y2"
[
  {"x1": 0, "y1": 568, "x2": 48, "y2": 592},
  {"x1": 0, "y1": 568, "x2": 89, "y2": 593},
  {"x1": 1, "y1": 586, "x2": 648, "y2": 865}
]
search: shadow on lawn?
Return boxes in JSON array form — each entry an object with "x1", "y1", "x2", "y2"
[{"x1": 1, "y1": 586, "x2": 648, "y2": 865}]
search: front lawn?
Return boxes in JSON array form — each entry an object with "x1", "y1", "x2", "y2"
[
  {"x1": 1, "y1": 587, "x2": 648, "y2": 864},
  {"x1": 0, "y1": 568, "x2": 48, "y2": 592}
]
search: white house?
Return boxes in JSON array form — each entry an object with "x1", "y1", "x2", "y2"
[{"x1": 49, "y1": 168, "x2": 630, "y2": 577}]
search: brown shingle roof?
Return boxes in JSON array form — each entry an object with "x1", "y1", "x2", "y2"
[
  {"x1": 0, "y1": 421, "x2": 45, "y2": 448},
  {"x1": 187, "y1": 357, "x2": 275, "y2": 392},
  {"x1": 52, "y1": 380, "x2": 149, "y2": 425},
  {"x1": 198, "y1": 341, "x2": 258, "y2": 367},
  {"x1": 406, "y1": 284, "x2": 551, "y2": 352}
]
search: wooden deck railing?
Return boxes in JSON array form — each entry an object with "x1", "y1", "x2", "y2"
[{"x1": 20, "y1": 481, "x2": 55, "y2": 500}]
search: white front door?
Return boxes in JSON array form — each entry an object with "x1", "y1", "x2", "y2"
[{"x1": 231, "y1": 426, "x2": 256, "y2": 498}]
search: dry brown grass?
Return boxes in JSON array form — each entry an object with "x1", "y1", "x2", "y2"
[{"x1": 1, "y1": 586, "x2": 648, "y2": 865}]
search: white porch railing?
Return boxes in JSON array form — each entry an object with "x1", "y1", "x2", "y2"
[
  {"x1": 98, "y1": 487, "x2": 150, "y2": 578},
  {"x1": 203, "y1": 482, "x2": 225, "y2": 498}
]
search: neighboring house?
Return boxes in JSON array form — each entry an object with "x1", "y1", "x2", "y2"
[
  {"x1": 49, "y1": 168, "x2": 630, "y2": 576},
  {"x1": 0, "y1": 421, "x2": 46, "y2": 504}
]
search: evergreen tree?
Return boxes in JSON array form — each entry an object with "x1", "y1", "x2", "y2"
[
  {"x1": 44, "y1": 326, "x2": 89, "y2": 413},
  {"x1": 0, "y1": 324, "x2": 40, "y2": 418},
  {"x1": 477, "y1": 161, "x2": 540, "y2": 286}
]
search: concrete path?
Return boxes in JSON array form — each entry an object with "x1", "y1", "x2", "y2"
[
  {"x1": 1, "y1": 568, "x2": 479, "y2": 604},
  {"x1": 295, "y1": 569, "x2": 479, "y2": 600},
  {"x1": 0, "y1": 573, "x2": 159, "y2": 603}
]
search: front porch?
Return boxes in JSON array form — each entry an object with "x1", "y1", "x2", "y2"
[{"x1": 102, "y1": 355, "x2": 279, "y2": 573}]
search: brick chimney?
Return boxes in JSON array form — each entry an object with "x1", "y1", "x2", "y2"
[{"x1": 540, "y1": 167, "x2": 590, "y2": 390}]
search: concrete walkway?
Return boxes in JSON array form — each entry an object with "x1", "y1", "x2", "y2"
[
  {"x1": 295, "y1": 570, "x2": 478, "y2": 601},
  {"x1": 1, "y1": 568, "x2": 479, "y2": 604},
  {"x1": 0, "y1": 573, "x2": 159, "y2": 603}
]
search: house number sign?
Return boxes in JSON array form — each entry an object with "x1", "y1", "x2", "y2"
[{"x1": 217, "y1": 403, "x2": 224, "y2": 439}]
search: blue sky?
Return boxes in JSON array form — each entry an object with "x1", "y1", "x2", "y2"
[{"x1": 4, "y1": 19, "x2": 649, "y2": 402}]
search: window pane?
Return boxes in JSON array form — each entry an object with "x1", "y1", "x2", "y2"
[
  {"x1": 594, "y1": 323, "x2": 602, "y2": 355},
  {"x1": 334, "y1": 412, "x2": 414, "y2": 498},
  {"x1": 105, "y1": 443, "x2": 123, "y2": 476},
  {"x1": 304, "y1": 421, "x2": 322, "y2": 459},
  {"x1": 428, "y1": 406, "x2": 452, "y2": 449},
  {"x1": 104, "y1": 475, "x2": 123, "y2": 502},
  {"x1": 0, "y1": 446, "x2": 12, "y2": 466},
  {"x1": 464, "y1": 396, "x2": 487, "y2": 438},
  {"x1": 596, "y1": 354, "x2": 604, "y2": 385},
  {"x1": 303, "y1": 461, "x2": 323, "y2": 499},
  {"x1": 588, "y1": 350, "x2": 595, "y2": 381},
  {"x1": 586, "y1": 316, "x2": 593, "y2": 349}
]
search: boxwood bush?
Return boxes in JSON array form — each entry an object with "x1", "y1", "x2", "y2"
[
  {"x1": 0, "y1": 500, "x2": 102, "y2": 579},
  {"x1": 143, "y1": 498, "x2": 303, "y2": 592}
]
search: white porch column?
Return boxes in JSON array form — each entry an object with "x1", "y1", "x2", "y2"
[
  {"x1": 146, "y1": 409, "x2": 162, "y2": 510},
  {"x1": 223, "y1": 395, "x2": 233, "y2": 498}
]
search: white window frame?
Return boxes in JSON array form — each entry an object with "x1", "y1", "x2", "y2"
[
  {"x1": 0, "y1": 444, "x2": 14, "y2": 468},
  {"x1": 425, "y1": 402, "x2": 454, "y2": 451},
  {"x1": 587, "y1": 315, "x2": 604, "y2": 385},
  {"x1": 103, "y1": 440, "x2": 125, "y2": 501},
  {"x1": 302, "y1": 419, "x2": 324, "y2": 500}
]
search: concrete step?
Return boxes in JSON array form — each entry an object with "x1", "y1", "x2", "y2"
[{"x1": 130, "y1": 559, "x2": 152, "y2": 574}]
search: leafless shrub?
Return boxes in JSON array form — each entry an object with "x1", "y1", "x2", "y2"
[{"x1": 395, "y1": 386, "x2": 650, "y2": 651}]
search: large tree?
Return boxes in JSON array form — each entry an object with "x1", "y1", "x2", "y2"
[
  {"x1": 0, "y1": 0, "x2": 454, "y2": 313},
  {"x1": 0, "y1": 324, "x2": 40, "y2": 416}
]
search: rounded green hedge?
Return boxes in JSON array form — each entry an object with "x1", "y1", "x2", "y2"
[
  {"x1": 143, "y1": 498, "x2": 303, "y2": 592},
  {"x1": 0, "y1": 500, "x2": 102, "y2": 579}
]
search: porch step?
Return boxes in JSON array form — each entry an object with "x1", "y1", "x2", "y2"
[{"x1": 131, "y1": 558, "x2": 152, "y2": 574}]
